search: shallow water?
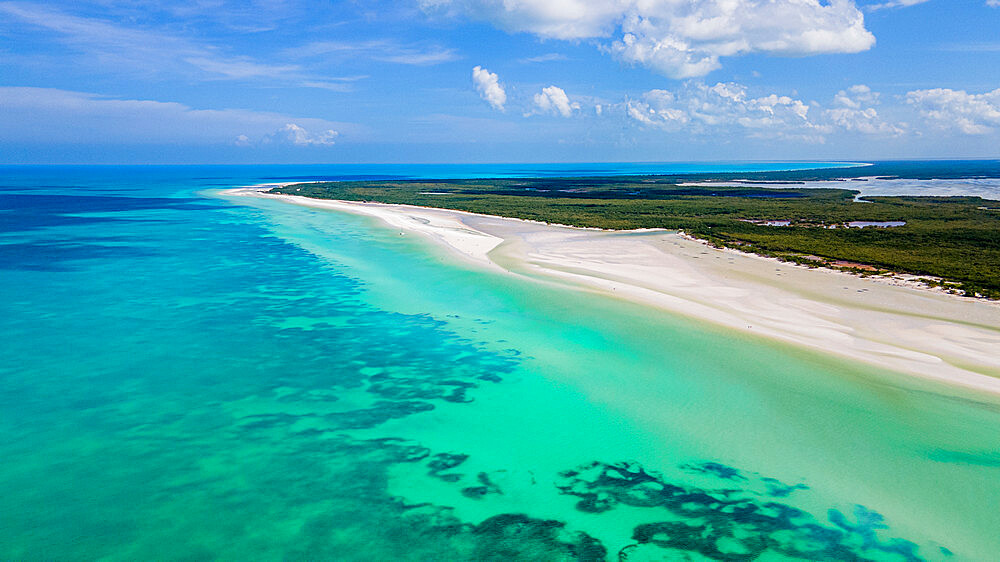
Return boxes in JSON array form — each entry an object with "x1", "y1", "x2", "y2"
[{"x1": 2, "y1": 165, "x2": 1000, "y2": 561}]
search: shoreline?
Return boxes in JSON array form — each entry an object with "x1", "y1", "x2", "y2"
[{"x1": 222, "y1": 186, "x2": 1000, "y2": 397}]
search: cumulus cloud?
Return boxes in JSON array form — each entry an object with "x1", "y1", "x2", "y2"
[
  {"x1": 906, "y1": 88, "x2": 1000, "y2": 134},
  {"x1": 626, "y1": 89, "x2": 690, "y2": 129},
  {"x1": 833, "y1": 84, "x2": 879, "y2": 109},
  {"x1": 989, "y1": 0, "x2": 1000, "y2": 7},
  {"x1": 424, "y1": 0, "x2": 875, "y2": 78},
  {"x1": 625, "y1": 82, "x2": 823, "y2": 141},
  {"x1": 530, "y1": 86, "x2": 581, "y2": 117},
  {"x1": 264, "y1": 124, "x2": 339, "y2": 146},
  {"x1": 825, "y1": 85, "x2": 903, "y2": 135},
  {"x1": 0, "y1": 86, "x2": 352, "y2": 145},
  {"x1": 622, "y1": 81, "x2": 915, "y2": 141},
  {"x1": 472, "y1": 65, "x2": 507, "y2": 110}
]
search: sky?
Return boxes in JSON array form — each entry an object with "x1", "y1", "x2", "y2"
[{"x1": 1, "y1": 0, "x2": 999, "y2": 164}]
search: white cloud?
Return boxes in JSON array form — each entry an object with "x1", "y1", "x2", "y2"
[
  {"x1": 184, "y1": 57, "x2": 301, "y2": 80},
  {"x1": 472, "y1": 65, "x2": 507, "y2": 110},
  {"x1": 519, "y1": 53, "x2": 569, "y2": 64},
  {"x1": 423, "y1": 0, "x2": 875, "y2": 78},
  {"x1": 626, "y1": 82, "x2": 822, "y2": 141},
  {"x1": 825, "y1": 85, "x2": 903, "y2": 135},
  {"x1": 622, "y1": 81, "x2": 914, "y2": 141},
  {"x1": 0, "y1": 86, "x2": 352, "y2": 145},
  {"x1": 530, "y1": 86, "x2": 580, "y2": 117},
  {"x1": 284, "y1": 40, "x2": 460, "y2": 65},
  {"x1": 264, "y1": 124, "x2": 338, "y2": 146},
  {"x1": 300, "y1": 75, "x2": 371, "y2": 92},
  {"x1": 833, "y1": 84, "x2": 879, "y2": 109},
  {"x1": 626, "y1": 89, "x2": 689, "y2": 129},
  {"x1": 867, "y1": 0, "x2": 930, "y2": 10},
  {"x1": 868, "y1": 1, "x2": 997, "y2": 12},
  {"x1": 0, "y1": 3, "x2": 377, "y2": 87},
  {"x1": 906, "y1": 88, "x2": 1000, "y2": 134},
  {"x1": 421, "y1": 0, "x2": 628, "y2": 39},
  {"x1": 299, "y1": 81, "x2": 354, "y2": 92}
]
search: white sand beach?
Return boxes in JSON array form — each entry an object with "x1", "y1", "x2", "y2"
[{"x1": 226, "y1": 187, "x2": 1000, "y2": 396}]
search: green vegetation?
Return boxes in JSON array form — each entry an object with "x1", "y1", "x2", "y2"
[{"x1": 273, "y1": 176, "x2": 1000, "y2": 299}]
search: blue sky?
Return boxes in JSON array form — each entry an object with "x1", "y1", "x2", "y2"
[{"x1": 1, "y1": 0, "x2": 998, "y2": 163}]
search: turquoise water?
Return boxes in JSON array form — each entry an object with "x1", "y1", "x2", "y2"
[{"x1": 2, "y1": 164, "x2": 1000, "y2": 560}]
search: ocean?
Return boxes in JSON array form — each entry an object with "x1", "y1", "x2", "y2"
[{"x1": 2, "y1": 162, "x2": 1000, "y2": 561}]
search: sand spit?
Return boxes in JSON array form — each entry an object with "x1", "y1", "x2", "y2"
[{"x1": 225, "y1": 187, "x2": 1000, "y2": 396}]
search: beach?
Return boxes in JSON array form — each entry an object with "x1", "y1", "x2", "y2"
[{"x1": 230, "y1": 186, "x2": 1000, "y2": 397}]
